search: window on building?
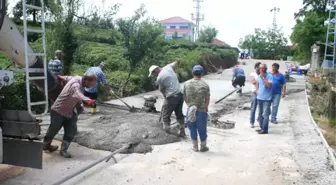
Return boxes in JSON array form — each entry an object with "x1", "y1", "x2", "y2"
[
  {"x1": 170, "y1": 26, "x2": 176, "y2": 28},
  {"x1": 180, "y1": 26, "x2": 188, "y2": 29}
]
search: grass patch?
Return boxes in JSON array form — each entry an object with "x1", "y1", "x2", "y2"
[{"x1": 313, "y1": 113, "x2": 336, "y2": 150}]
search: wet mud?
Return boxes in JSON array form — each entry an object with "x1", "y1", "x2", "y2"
[{"x1": 73, "y1": 107, "x2": 181, "y2": 154}]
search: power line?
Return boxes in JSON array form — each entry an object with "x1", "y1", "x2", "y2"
[
  {"x1": 270, "y1": 7, "x2": 280, "y2": 30},
  {"x1": 191, "y1": 0, "x2": 204, "y2": 41}
]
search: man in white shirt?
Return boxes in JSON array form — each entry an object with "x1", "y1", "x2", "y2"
[{"x1": 249, "y1": 62, "x2": 261, "y2": 128}]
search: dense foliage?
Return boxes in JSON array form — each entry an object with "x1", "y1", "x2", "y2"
[
  {"x1": 198, "y1": 25, "x2": 218, "y2": 43},
  {"x1": 0, "y1": 1, "x2": 238, "y2": 112},
  {"x1": 290, "y1": 0, "x2": 329, "y2": 63},
  {"x1": 239, "y1": 27, "x2": 292, "y2": 60}
]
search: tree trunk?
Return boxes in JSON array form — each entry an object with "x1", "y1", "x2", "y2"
[
  {"x1": 33, "y1": 10, "x2": 36, "y2": 24},
  {"x1": 119, "y1": 70, "x2": 132, "y2": 97}
]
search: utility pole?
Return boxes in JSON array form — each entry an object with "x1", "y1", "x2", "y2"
[
  {"x1": 191, "y1": 0, "x2": 204, "y2": 41},
  {"x1": 270, "y1": 7, "x2": 280, "y2": 30}
]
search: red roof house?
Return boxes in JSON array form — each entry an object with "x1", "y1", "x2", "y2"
[{"x1": 159, "y1": 16, "x2": 195, "y2": 41}]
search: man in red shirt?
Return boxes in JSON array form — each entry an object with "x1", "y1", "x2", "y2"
[{"x1": 43, "y1": 73, "x2": 97, "y2": 158}]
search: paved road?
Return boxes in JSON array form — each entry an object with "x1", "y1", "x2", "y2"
[{"x1": 2, "y1": 60, "x2": 336, "y2": 185}]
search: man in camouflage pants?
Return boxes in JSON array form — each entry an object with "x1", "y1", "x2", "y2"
[{"x1": 183, "y1": 65, "x2": 210, "y2": 152}]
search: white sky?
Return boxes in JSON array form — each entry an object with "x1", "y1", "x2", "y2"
[{"x1": 8, "y1": 0, "x2": 303, "y2": 47}]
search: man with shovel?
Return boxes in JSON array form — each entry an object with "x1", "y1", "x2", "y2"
[{"x1": 148, "y1": 61, "x2": 186, "y2": 137}]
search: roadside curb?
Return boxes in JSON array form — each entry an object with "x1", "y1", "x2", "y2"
[{"x1": 304, "y1": 80, "x2": 336, "y2": 170}]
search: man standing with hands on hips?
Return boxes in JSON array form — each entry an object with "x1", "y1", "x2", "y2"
[{"x1": 255, "y1": 63, "x2": 273, "y2": 134}]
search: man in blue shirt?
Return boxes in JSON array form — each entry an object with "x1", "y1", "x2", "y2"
[
  {"x1": 232, "y1": 64, "x2": 246, "y2": 94},
  {"x1": 48, "y1": 50, "x2": 63, "y2": 76},
  {"x1": 256, "y1": 63, "x2": 273, "y2": 134},
  {"x1": 84, "y1": 62, "x2": 107, "y2": 100},
  {"x1": 271, "y1": 63, "x2": 286, "y2": 124}
]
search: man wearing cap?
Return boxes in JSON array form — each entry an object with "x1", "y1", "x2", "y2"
[
  {"x1": 84, "y1": 62, "x2": 107, "y2": 100},
  {"x1": 43, "y1": 73, "x2": 97, "y2": 158},
  {"x1": 184, "y1": 65, "x2": 210, "y2": 152},
  {"x1": 148, "y1": 61, "x2": 185, "y2": 137},
  {"x1": 48, "y1": 50, "x2": 64, "y2": 77}
]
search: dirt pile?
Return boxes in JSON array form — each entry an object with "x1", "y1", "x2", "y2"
[{"x1": 73, "y1": 107, "x2": 181, "y2": 154}]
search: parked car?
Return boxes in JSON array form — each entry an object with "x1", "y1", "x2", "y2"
[
  {"x1": 299, "y1": 64, "x2": 310, "y2": 75},
  {"x1": 289, "y1": 64, "x2": 299, "y2": 72}
]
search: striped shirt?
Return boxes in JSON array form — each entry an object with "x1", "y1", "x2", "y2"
[
  {"x1": 85, "y1": 67, "x2": 106, "y2": 93},
  {"x1": 48, "y1": 58, "x2": 63, "y2": 76},
  {"x1": 51, "y1": 76, "x2": 90, "y2": 118}
]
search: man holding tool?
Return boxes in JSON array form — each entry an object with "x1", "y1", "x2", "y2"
[
  {"x1": 184, "y1": 65, "x2": 210, "y2": 152},
  {"x1": 232, "y1": 64, "x2": 246, "y2": 95},
  {"x1": 148, "y1": 60, "x2": 185, "y2": 137},
  {"x1": 43, "y1": 73, "x2": 97, "y2": 158}
]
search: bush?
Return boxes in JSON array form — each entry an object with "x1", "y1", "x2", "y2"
[{"x1": 74, "y1": 41, "x2": 129, "y2": 70}]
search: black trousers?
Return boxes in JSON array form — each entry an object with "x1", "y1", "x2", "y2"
[
  {"x1": 44, "y1": 110, "x2": 78, "y2": 143},
  {"x1": 161, "y1": 92, "x2": 184, "y2": 126},
  {"x1": 232, "y1": 76, "x2": 246, "y2": 88}
]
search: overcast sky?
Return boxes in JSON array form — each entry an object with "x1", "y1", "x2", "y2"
[{"x1": 8, "y1": 0, "x2": 303, "y2": 47}]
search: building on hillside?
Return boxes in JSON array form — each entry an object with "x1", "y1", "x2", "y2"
[
  {"x1": 212, "y1": 38, "x2": 228, "y2": 46},
  {"x1": 159, "y1": 16, "x2": 195, "y2": 41}
]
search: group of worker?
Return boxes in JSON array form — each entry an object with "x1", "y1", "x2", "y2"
[
  {"x1": 43, "y1": 50, "x2": 107, "y2": 158},
  {"x1": 148, "y1": 61, "x2": 210, "y2": 152},
  {"x1": 41, "y1": 49, "x2": 286, "y2": 158},
  {"x1": 232, "y1": 62, "x2": 286, "y2": 134}
]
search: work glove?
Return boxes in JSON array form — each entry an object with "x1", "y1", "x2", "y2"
[
  {"x1": 57, "y1": 75, "x2": 65, "y2": 86},
  {"x1": 87, "y1": 99, "x2": 95, "y2": 106}
]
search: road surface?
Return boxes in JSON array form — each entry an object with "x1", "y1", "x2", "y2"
[{"x1": 2, "y1": 60, "x2": 336, "y2": 185}]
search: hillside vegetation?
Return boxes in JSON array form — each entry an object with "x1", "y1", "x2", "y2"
[{"x1": 0, "y1": 2, "x2": 238, "y2": 112}]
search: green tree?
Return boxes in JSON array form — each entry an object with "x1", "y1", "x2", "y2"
[
  {"x1": 116, "y1": 4, "x2": 163, "y2": 96},
  {"x1": 295, "y1": 0, "x2": 328, "y2": 18},
  {"x1": 290, "y1": 11, "x2": 326, "y2": 62},
  {"x1": 50, "y1": 0, "x2": 81, "y2": 74},
  {"x1": 239, "y1": 27, "x2": 288, "y2": 60},
  {"x1": 12, "y1": 0, "x2": 62, "y2": 23},
  {"x1": 198, "y1": 25, "x2": 218, "y2": 43}
]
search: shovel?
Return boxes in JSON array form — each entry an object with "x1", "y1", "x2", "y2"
[{"x1": 109, "y1": 89, "x2": 136, "y2": 112}]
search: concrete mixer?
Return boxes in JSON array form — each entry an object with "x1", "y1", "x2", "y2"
[{"x1": 0, "y1": 0, "x2": 64, "y2": 169}]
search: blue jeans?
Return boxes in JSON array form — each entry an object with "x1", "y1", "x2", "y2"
[
  {"x1": 271, "y1": 94, "x2": 281, "y2": 121},
  {"x1": 186, "y1": 109, "x2": 208, "y2": 141},
  {"x1": 250, "y1": 93, "x2": 258, "y2": 125},
  {"x1": 257, "y1": 99, "x2": 271, "y2": 133}
]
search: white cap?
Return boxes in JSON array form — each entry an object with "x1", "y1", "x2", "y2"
[{"x1": 148, "y1": 65, "x2": 159, "y2": 77}]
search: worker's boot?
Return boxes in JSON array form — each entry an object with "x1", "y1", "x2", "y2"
[
  {"x1": 177, "y1": 119, "x2": 186, "y2": 138},
  {"x1": 200, "y1": 140, "x2": 209, "y2": 152},
  {"x1": 192, "y1": 139, "x2": 198, "y2": 152},
  {"x1": 163, "y1": 124, "x2": 171, "y2": 134},
  {"x1": 43, "y1": 140, "x2": 58, "y2": 152},
  {"x1": 60, "y1": 141, "x2": 72, "y2": 158}
]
